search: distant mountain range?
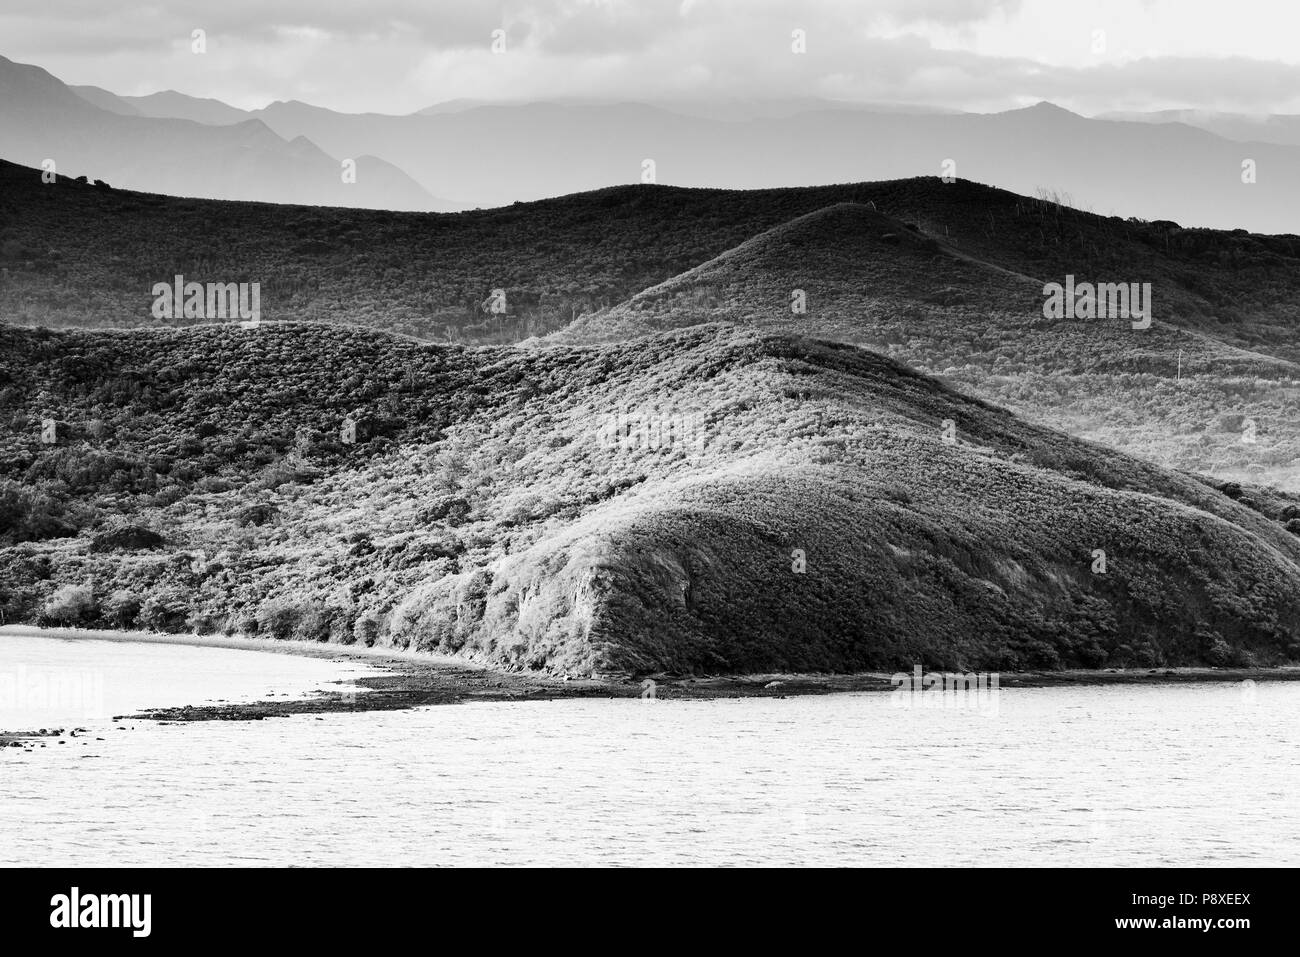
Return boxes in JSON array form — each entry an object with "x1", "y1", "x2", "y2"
[
  {"x1": 116, "y1": 95, "x2": 1300, "y2": 230},
  {"x1": 72, "y1": 84, "x2": 253, "y2": 126},
  {"x1": 0, "y1": 55, "x2": 449, "y2": 211},
  {"x1": 2, "y1": 51, "x2": 1300, "y2": 228},
  {"x1": 1097, "y1": 109, "x2": 1300, "y2": 148}
]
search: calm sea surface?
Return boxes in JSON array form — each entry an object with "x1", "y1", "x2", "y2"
[{"x1": 2, "y1": 630, "x2": 1297, "y2": 866}]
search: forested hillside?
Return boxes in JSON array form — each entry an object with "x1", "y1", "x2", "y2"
[
  {"x1": 559, "y1": 203, "x2": 1300, "y2": 489},
  {"x1": 3, "y1": 322, "x2": 1298, "y2": 675},
  {"x1": 3, "y1": 159, "x2": 1299, "y2": 360}
]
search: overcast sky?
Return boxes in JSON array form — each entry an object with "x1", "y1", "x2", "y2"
[{"x1": 6, "y1": 0, "x2": 1300, "y2": 115}]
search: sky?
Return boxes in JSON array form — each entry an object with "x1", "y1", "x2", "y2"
[{"x1": 4, "y1": 0, "x2": 1300, "y2": 115}]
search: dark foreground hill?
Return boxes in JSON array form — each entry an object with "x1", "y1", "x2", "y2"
[{"x1": 3, "y1": 322, "x2": 1299, "y2": 676}]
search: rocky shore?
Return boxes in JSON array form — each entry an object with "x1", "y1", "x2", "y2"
[{"x1": 6, "y1": 626, "x2": 1299, "y2": 725}]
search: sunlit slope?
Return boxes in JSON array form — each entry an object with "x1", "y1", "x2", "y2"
[{"x1": 3, "y1": 322, "x2": 1298, "y2": 675}]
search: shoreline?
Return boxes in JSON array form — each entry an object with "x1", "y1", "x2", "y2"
[{"x1": 4, "y1": 625, "x2": 1299, "y2": 723}]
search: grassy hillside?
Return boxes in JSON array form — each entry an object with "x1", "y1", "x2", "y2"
[
  {"x1": 567, "y1": 202, "x2": 1043, "y2": 332},
  {"x1": 559, "y1": 203, "x2": 1300, "y2": 490},
  {"x1": 3, "y1": 321, "x2": 1299, "y2": 676},
  {"x1": 2, "y1": 158, "x2": 1298, "y2": 360}
]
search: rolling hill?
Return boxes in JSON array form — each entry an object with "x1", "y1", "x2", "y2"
[
  {"x1": 560, "y1": 202, "x2": 1300, "y2": 489},
  {"x1": 2, "y1": 322, "x2": 1299, "y2": 676},
  {"x1": 3, "y1": 157, "x2": 1299, "y2": 353},
  {"x1": 563, "y1": 201, "x2": 1043, "y2": 338},
  {"x1": 4, "y1": 157, "x2": 1297, "y2": 487}
]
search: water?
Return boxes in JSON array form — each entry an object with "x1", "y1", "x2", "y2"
[
  {"x1": 2, "y1": 632, "x2": 1297, "y2": 866},
  {"x1": 0, "y1": 630, "x2": 376, "y2": 726}
]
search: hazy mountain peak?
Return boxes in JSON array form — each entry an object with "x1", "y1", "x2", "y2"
[
  {"x1": 0, "y1": 54, "x2": 96, "y2": 113},
  {"x1": 1008, "y1": 100, "x2": 1080, "y2": 118},
  {"x1": 261, "y1": 98, "x2": 331, "y2": 114},
  {"x1": 0, "y1": 62, "x2": 446, "y2": 210},
  {"x1": 122, "y1": 89, "x2": 250, "y2": 125}
]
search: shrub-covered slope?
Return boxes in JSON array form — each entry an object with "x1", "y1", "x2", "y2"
[
  {"x1": 2, "y1": 322, "x2": 1298, "y2": 675},
  {"x1": 559, "y1": 203, "x2": 1300, "y2": 490},
  {"x1": 7, "y1": 157, "x2": 1297, "y2": 486},
  {"x1": 563, "y1": 202, "x2": 1041, "y2": 337},
  {"x1": 3, "y1": 158, "x2": 1299, "y2": 361}
]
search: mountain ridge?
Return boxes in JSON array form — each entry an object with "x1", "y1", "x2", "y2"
[
  {"x1": 34, "y1": 53, "x2": 1300, "y2": 229},
  {"x1": 0, "y1": 54, "x2": 446, "y2": 211}
]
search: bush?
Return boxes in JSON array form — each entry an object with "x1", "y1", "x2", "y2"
[
  {"x1": 0, "y1": 479, "x2": 80, "y2": 543},
  {"x1": 236, "y1": 504, "x2": 278, "y2": 527},
  {"x1": 326, "y1": 605, "x2": 357, "y2": 644},
  {"x1": 291, "y1": 600, "x2": 334, "y2": 643},
  {"x1": 89, "y1": 523, "x2": 165, "y2": 552},
  {"x1": 104, "y1": 589, "x2": 141, "y2": 628},
  {"x1": 185, "y1": 610, "x2": 222, "y2": 635},
  {"x1": 223, "y1": 610, "x2": 259, "y2": 636},
  {"x1": 42, "y1": 583, "x2": 96, "y2": 624},
  {"x1": 138, "y1": 590, "x2": 189, "y2": 631},
  {"x1": 352, "y1": 610, "x2": 381, "y2": 647},
  {"x1": 152, "y1": 487, "x2": 185, "y2": 507},
  {"x1": 256, "y1": 596, "x2": 299, "y2": 640},
  {"x1": 1206, "y1": 637, "x2": 1233, "y2": 667},
  {"x1": 0, "y1": 585, "x2": 28, "y2": 624}
]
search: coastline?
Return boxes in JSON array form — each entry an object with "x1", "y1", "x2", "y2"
[{"x1": 4, "y1": 625, "x2": 1299, "y2": 723}]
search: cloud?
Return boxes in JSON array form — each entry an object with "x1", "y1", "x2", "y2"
[
  {"x1": 3, "y1": 0, "x2": 1298, "y2": 114},
  {"x1": 6, "y1": 1, "x2": 1023, "y2": 55}
]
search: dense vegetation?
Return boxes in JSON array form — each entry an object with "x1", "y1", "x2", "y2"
[
  {"x1": 562, "y1": 203, "x2": 1300, "y2": 490},
  {"x1": 3, "y1": 158, "x2": 1299, "y2": 359},
  {"x1": 3, "y1": 321, "x2": 1298, "y2": 675}
]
